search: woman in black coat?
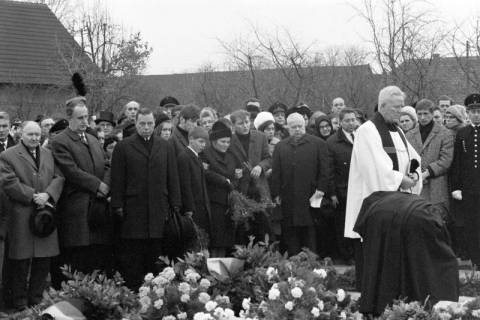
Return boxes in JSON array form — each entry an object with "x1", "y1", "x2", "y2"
[
  {"x1": 200, "y1": 120, "x2": 240, "y2": 257},
  {"x1": 314, "y1": 115, "x2": 334, "y2": 140}
]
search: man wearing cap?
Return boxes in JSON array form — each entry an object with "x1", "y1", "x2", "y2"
[
  {"x1": 110, "y1": 108, "x2": 181, "y2": 289},
  {"x1": 451, "y1": 93, "x2": 480, "y2": 267},
  {"x1": 0, "y1": 121, "x2": 64, "y2": 310},
  {"x1": 245, "y1": 98, "x2": 261, "y2": 124},
  {"x1": 271, "y1": 112, "x2": 329, "y2": 255},
  {"x1": 268, "y1": 102, "x2": 289, "y2": 140},
  {"x1": 170, "y1": 104, "x2": 200, "y2": 157},
  {"x1": 345, "y1": 86, "x2": 422, "y2": 289},
  {"x1": 177, "y1": 127, "x2": 211, "y2": 246},
  {"x1": 95, "y1": 111, "x2": 116, "y2": 136},
  {"x1": 50, "y1": 96, "x2": 110, "y2": 283},
  {"x1": 286, "y1": 103, "x2": 312, "y2": 122}
]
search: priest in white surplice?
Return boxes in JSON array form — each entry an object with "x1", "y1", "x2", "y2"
[{"x1": 344, "y1": 86, "x2": 422, "y2": 289}]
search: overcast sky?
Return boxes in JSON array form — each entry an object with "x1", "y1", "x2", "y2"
[{"x1": 95, "y1": 0, "x2": 480, "y2": 75}]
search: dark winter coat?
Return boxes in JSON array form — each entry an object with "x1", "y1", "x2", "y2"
[
  {"x1": 326, "y1": 129, "x2": 353, "y2": 199},
  {"x1": 51, "y1": 128, "x2": 107, "y2": 247},
  {"x1": 170, "y1": 126, "x2": 189, "y2": 157},
  {"x1": 271, "y1": 134, "x2": 330, "y2": 227},
  {"x1": 178, "y1": 147, "x2": 211, "y2": 232},
  {"x1": 110, "y1": 133, "x2": 181, "y2": 239},
  {"x1": 200, "y1": 146, "x2": 238, "y2": 247},
  {"x1": 354, "y1": 191, "x2": 458, "y2": 315}
]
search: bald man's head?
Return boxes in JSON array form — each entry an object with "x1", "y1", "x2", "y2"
[{"x1": 21, "y1": 121, "x2": 41, "y2": 149}]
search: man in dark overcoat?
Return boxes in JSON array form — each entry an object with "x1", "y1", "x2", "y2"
[
  {"x1": 271, "y1": 112, "x2": 329, "y2": 255},
  {"x1": 50, "y1": 97, "x2": 110, "y2": 284},
  {"x1": 451, "y1": 94, "x2": 480, "y2": 266},
  {"x1": 0, "y1": 121, "x2": 64, "y2": 310},
  {"x1": 0, "y1": 111, "x2": 16, "y2": 310},
  {"x1": 110, "y1": 108, "x2": 181, "y2": 289},
  {"x1": 326, "y1": 108, "x2": 357, "y2": 263},
  {"x1": 228, "y1": 109, "x2": 272, "y2": 241},
  {"x1": 177, "y1": 127, "x2": 211, "y2": 241}
]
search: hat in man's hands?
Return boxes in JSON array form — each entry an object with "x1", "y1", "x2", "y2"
[{"x1": 30, "y1": 203, "x2": 56, "y2": 238}]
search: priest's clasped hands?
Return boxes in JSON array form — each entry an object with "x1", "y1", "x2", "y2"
[{"x1": 400, "y1": 172, "x2": 419, "y2": 189}]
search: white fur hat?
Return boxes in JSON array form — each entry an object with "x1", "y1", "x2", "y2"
[
  {"x1": 286, "y1": 112, "x2": 305, "y2": 126},
  {"x1": 253, "y1": 111, "x2": 275, "y2": 130}
]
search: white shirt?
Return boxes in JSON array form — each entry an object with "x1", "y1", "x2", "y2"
[
  {"x1": 343, "y1": 129, "x2": 354, "y2": 144},
  {"x1": 188, "y1": 146, "x2": 198, "y2": 157}
]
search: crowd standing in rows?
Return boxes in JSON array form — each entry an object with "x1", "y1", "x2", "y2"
[{"x1": 0, "y1": 81, "x2": 478, "y2": 311}]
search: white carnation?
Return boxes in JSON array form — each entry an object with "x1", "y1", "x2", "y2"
[
  {"x1": 198, "y1": 292, "x2": 211, "y2": 304},
  {"x1": 337, "y1": 289, "x2": 346, "y2": 302},
  {"x1": 311, "y1": 307, "x2": 320, "y2": 317},
  {"x1": 242, "y1": 297, "x2": 251, "y2": 310},
  {"x1": 199, "y1": 278, "x2": 211, "y2": 288},
  {"x1": 138, "y1": 286, "x2": 150, "y2": 298},
  {"x1": 205, "y1": 301, "x2": 218, "y2": 312},
  {"x1": 268, "y1": 287, "x2": 280, "y2": 300},
  {"x1": 180, "y1": 294, "x2": 190, "y2": 303},
  {"x1": 285, "y1": 301, "x2": 294, "y2": 311},
  {"x1": 313, "y1": 268, "x2": 328, "y2": 279},
  {"x1": 291, "y1": 287, "x2": 303, "y2": 298},
  {"x1": 153, "y1": 299, "x2": 164, "y2": 310}
]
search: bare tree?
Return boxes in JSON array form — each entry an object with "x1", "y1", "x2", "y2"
[
  {"x1": 450, "y1": 16, "x2": 480, "y2": 93},
  {"x1": 354, "y1": 0, "x2": 448, "y2": 100}
]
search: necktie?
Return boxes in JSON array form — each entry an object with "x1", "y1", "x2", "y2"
[
  {"x1": 80, "y1": 133, "x2": 88, "y2": 145},
  {"x1": 31, "y1": 149, "x2": 36, "y2": 159},
  {"x1": 351, "y1": 133, "x2": 355, "y2": 142},
  {"x1": 0, "y1": 142, "x2": 4, "y2": 152}
]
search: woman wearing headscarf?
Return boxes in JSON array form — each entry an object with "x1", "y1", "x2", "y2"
[
  {"x1": 200, "y1": 120, "x2": 240, "y2": 257},
  {"x1": 314, "y1": 115, "x2": 334, "y2": 140},
  {"x1": 444, "y1": 105, "x2": 467, "y2": 135},
  {"x1": 399, "y1": 106, "x2": 417, "y2": 133}
]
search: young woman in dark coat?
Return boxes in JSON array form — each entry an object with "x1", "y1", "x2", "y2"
[{"x1": 200, "y1": 120, "x2": 240, "y2": 257}]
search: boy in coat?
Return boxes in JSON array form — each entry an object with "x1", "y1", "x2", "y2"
[{"x1": 178, "y1": 127, "x2": 211, "y2": 247}]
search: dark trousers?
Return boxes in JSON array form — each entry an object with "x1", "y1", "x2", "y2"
[
  {"x1": 282, "y1": 226, "x2": 316, "y2": 256},
  {"x1": 10, "y1": 257, "x2": 50, "y2": 309},
  {"x1": 334, "y1": 197, "x2": 354, "y2": 262},
  {"x1": 51, "y1": 244, "x2": 113, "y2": 289},
  {"x1": 116, "y1": 239, "x2": 163, "y2": 290},
  {"x1": 463, "y1": 194, "x2": 480, "y2": 266}
]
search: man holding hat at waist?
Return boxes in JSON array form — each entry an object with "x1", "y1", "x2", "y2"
[{"x1": 0, "y1": 121, "x2": 64, "y2": 310}]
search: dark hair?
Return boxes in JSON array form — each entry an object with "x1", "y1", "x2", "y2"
[
  {"x1": 103, "y1": 135, "x2": 119, "y2": 152},
  {"x1": 415, "y1": 99, "x2": 435, "y2": 113},
  {"x1": 230, "y1": 110, "x2": 250, "y2": 124},
  {"x1": 432, "y1": 106, "x2": 442, "y2": 113},
  {"x1": 135, "y1": 108, "x2": 154, "y2": 120},
  {"x1": 339, "y1": 108, "x2": 357, "y2": 121},
  {"x1": 179, "y1": 104, "x2": 201, "y2": 120}
]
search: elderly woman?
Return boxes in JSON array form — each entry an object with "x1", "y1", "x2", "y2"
[
  {"x1": 444, "y1": 104, "x2": 467, "y2": 135},
  {"x1": 399, "y1": 106, "x2": 417, "y2": 133}
]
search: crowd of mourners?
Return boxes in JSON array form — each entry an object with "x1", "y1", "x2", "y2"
[{"x1": 0, "y1": 83, "x2": 478, "y2": 312}]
